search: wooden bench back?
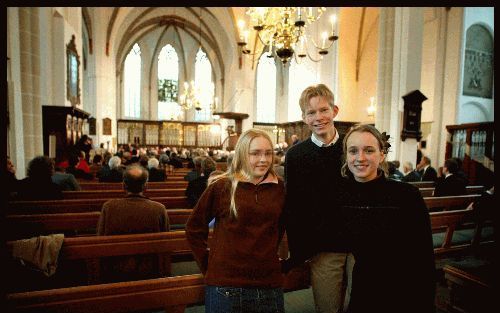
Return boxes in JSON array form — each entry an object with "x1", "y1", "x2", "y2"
[
  {"x1": 62, "y1": 188, "x2": 186, "y2": 199},
  {"x1": 79, "y1": 181, "x2": 188, "y2": 190},
  {"x1": 424, "y1": 194, "x2": 482, "y2": 212},
  {"x1": 8, "y1": 196, "x2": 190, "y2": 214},
  {"x1": 6, "y1": 274, "x2": 206, "y2": 313},
  {"x1": 419, "y1": 186, "x2": 485, "y2": 197},
  {"x1": 409, "y1": 181, "x2": 435, "y2": 188},
  {"x1": 5, "y1": 209, "x2": 193, "y2": 240}
]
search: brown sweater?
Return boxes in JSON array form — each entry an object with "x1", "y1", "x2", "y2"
[{"x1": 186, "y1": 175, "x2": 285, "y2": 288}]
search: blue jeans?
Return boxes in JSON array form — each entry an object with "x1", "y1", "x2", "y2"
[{"x1": 205, "y1": 285, "x2": 284, "y2": 313}]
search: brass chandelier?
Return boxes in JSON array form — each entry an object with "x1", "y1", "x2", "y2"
[{"x1": 237, "y1": 7, "x2": 339, "y2": 65}]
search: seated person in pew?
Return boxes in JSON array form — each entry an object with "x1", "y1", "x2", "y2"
[
  {"x1": 333, "y1": 124, "x2": 435, "y2": 313},
  {"x1": 433, "y1": 158, "x2": 467, "y2": 197},
  {"x1": 186, "y1": 129, "x2": 286, "y2": 313},
  {"x1": 401, "y1": 161, "x2": 421, "y2": 182},
  {"x1": 147, "y1": 157, "x2": 166, "y2": 182},
  {"x1": 52, "y1": 165, "x2": 81, "y2": 191},
  {"x1": 98, "y1": 156, "x2": 124, "y2": 182},
  {"x1": 185, "y1": 156, "x2": 216, "y2": 208},
  {"x1": 16, "y1": 156, "x2": 63, "y2": 200},
  {"x1": 184, "y1": 156, "x2": 203, "y2": 182},
  {"x1": 97, "y1": 164, "x2": 170, "y2": 282}
]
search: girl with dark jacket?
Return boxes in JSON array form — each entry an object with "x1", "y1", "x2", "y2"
[{"x1": 335, "y1": 124, "x2": 436, "y2": 313}]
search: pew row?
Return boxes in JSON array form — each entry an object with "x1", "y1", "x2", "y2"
[
  {"x1": 7, "y1": 196, "x2": 190, "y2": 214},
  {"x1": 5, "y1": 230, "x2": 308, "y2": 293},
  {"x1": 62, "y1": 188, "x2": 186, "y2": 199},
  {"x1": 423, "y1": 194, "x2": 481, "y2": 212},
  {"x1": 7, "y1": 274, "x2": 206, "y2": 313},
  {"x1": 7, "y1": 262, "x2": 310, "y2": 313},
  {"x1": 79, "y1": 181, "x2": 188, "y2": 190},
  {"x1": 409, "y1": 181, "x2": 436, "y2": 188},
  {"x1": 419, "y1": 185, "x2": 485, "y2": 197},
  {"x1": 5, "y1": 209, "x2": 193, "y2": 240}
]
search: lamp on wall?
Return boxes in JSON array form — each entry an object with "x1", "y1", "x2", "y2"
[
  {"x1": 367, "y1": 96, "x2": 376, "y2": 117},
  {"x1": 237, "y1": 7, "x2": 339, "y2": 65}
]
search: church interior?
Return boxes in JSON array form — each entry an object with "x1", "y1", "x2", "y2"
[{"x1": 4, "y1": 7, "x2": 495, "y2": 313}]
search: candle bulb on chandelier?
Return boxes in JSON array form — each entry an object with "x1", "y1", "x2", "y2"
[
  {"x1": 321, "y1": 32, "x2": 327, "y2": 49},
  {"x1": 330, "y1": 14, "x2": 336, "y2": 33},
  {"x1": 243, "y1": 30, "x2": 249, "y2": 44}
]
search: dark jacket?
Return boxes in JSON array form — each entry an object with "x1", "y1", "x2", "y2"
[
  {"x1": 433, "y1": 174, "x2": 467, "y2": 197},
  {"x1": 98, "y1": 168, "x2": 124, "y2": 182},
  {"x1": 148, "y1": 167, "x2": 166, "y2": 182},
  {"x1": 336, "y1": 174, "x2": 435, "y2": 313},
  {"x1": 284, "y1": 136, "x2": 345, "y2": 264},
  {"x1": 15, "y1": 177, "x2": 63, "y2": 200},
  {"x1": 185, "y1": 175, "x2": 209, "y2": 208},
  {"x1": 401, "y1": 170, "x2": 421, "y2": 182},
  {"x1": 420, "y1": 166, "x2": 438, "y2": 182}
]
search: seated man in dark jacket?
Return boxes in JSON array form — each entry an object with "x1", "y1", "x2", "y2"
[
  {"x1": 186, "y1": 156, "x2": 217, "y2": 208},
  {"x1": 98, "y1": 156, "x2": 124, "y2": 182},
  {"x1": 97, "y1": 164, "x2": 170, "y2": 282},
  {"x1": 433, "y1": 158, "x2": 467, "y2": 197},
  {"x1": 16, "y1": 156, "x2": 63, "y2": 200},
  {"x1": 147, "y1": 157, "x2": 166, "y2": 182}
]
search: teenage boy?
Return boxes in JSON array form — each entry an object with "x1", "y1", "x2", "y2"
[{"x1": 284, "y1": 84, "x2": 353, "y2": 313}]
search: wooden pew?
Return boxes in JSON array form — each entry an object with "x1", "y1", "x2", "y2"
[
  {"x1": 5, "y1": 209, "x2": 193, "y2": 240},
  {"x1": 443, "y1": 262, "x2": 494, "y2": 313},
  {"x1": 424, "y1": 194, "x2": 482, "y2": 212},
  {"x1": 7, "y1": 196, "x2": 190, "y2": 214},
  {"x1": 6, "y1": 274, "x2": 206, "y2": 313},
  {"x1": 62, "y1": 188, "x2": 186, "y2": 199},
  {"x1": 409, "y1": 181, "x2": 435, "y2": 188},
  {"x1": 79, "y1": 181, "x2": 188, "y2": 190},
  {"x1": 419, "y1": 185, "x2": 485, "y2": 197},
  {"x1": 6, "y1": 266, "x2": 310, "y2": 313}
]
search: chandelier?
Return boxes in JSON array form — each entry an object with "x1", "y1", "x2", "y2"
[
  {"x1": 237, "y1": 7, "x2": 338, "y2": 65},
  {"x1": 178, "y1": 8, "x2": 217, "y2": 115},
  {"x1": 178, "y1": 80, "x2": 218, "y2": 115}
]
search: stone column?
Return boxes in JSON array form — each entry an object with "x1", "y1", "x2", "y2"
[
  {"x1": 7, "y1": 7, "x2": 26, "y2": 178},
  {"x1": 90, "y1": 8, "x2": 117, "y2": 150},
  {"x1": 377, "y1": 7, "x2": 424, "y2": 165},
  {"x1": 19, "y1": 7, "x2": 44, "y2": 171}
]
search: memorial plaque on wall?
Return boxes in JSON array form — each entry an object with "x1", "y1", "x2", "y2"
[
  {"x1": 88, "y1": 117, "x2": 96, "y2": 135},
  {"x1": 103, "y1": 118, "x2": 112, "y2": 135}
]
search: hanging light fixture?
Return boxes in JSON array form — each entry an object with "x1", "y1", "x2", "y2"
[
  {"x1": 179, "y1": 7, "x2": 218, "y2": 115},
  {"x1": 237, "y1": 7, "x2": 338, "y2": 66}
]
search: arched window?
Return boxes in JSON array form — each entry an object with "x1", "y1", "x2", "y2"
[
  {"x1": 124, "y1": 43, "x2": 141, "y2": 118},
  {"x1": 288, "y1": 57, "x2": 319, "y2": 121},
  {"x1": 463, "y1": 24, "x2": 493, "y2": 99},
  {"x1": 256, "y1": 52, "x2": 276, "y2": 122},
  {"x1": 158, "y1": 44, "x2": 182, "y2": 120},
  {"x1": 194, "y1": 48, "x2": 214, "y2": 121}
]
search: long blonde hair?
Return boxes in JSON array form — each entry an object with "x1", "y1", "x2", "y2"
[{"x1": 209, "y1": 129, "x2": 276, "y2": 218}]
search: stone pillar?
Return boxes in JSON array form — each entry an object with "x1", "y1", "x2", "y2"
[
  {"x1": 19, "y1": 7, "x2": 44, "y2": 171},
  {"x1": 7, "y1": 7, "x2": 26, "y2": 178},
  {"x1": 377, "y1": 7, "x2": 424, "y2": 165},
  {"x1": 90, "y1": 8, "x2": 117, "y2": 150}
]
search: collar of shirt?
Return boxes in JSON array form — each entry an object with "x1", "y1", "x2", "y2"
[
  {"x1": 445, "y1": 173, "x2": 452, "y2": 178},
  {"x1": 311, "y1": 128, "x2": 339, "y2": 147},
  {"x1": 240, "y1": 172, "x2": 279, "y2": 185}
]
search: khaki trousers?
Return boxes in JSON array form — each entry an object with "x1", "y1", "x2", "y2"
[{"x1": 310, "y1": 252, "x2": 355, "y2": 313}]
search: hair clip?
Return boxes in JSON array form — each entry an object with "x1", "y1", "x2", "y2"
[{"x1": 381, "y1": 131, "x2": 391, "y2": 153}]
